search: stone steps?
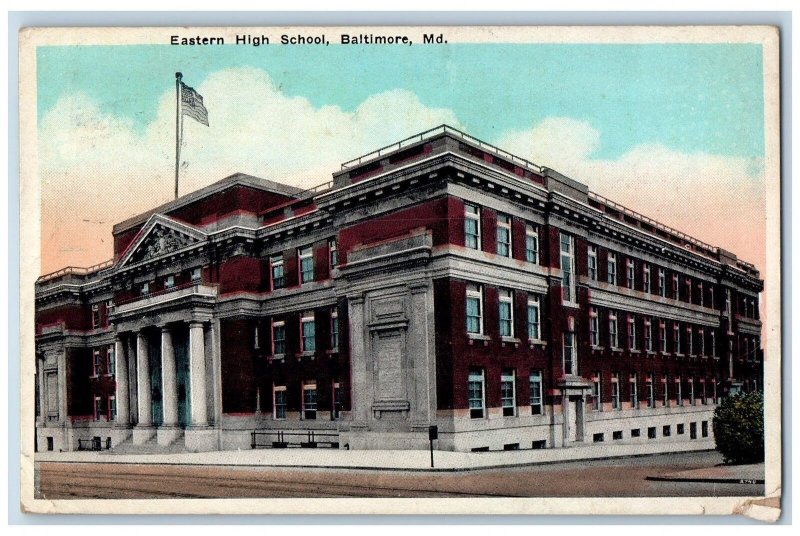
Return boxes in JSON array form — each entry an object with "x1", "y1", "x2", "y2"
[{"x1": 104, "y1": 432, "x2": 187, "y2": 455}]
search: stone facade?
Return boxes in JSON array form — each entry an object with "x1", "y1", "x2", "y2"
[{"x1": 34, "y1": 126, "x2": 763, "y2": 454}]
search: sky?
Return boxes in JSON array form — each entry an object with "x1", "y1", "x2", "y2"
[{"x1": 36, "y1": 42, "x2": 767, "y2": 279}]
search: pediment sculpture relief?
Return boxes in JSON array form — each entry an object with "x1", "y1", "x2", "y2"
[{"x1": 131, "y1": 225, "x2": 200, "y2": 263}]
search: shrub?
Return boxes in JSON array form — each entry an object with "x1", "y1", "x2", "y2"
[{"x1": 713, "y1": 391, "x2": 764, "y2": 465}]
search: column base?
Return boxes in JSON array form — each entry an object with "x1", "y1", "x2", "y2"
[
  {"x1": 184, "y1": 426, "x2": 218, "y2": 452},
  {"x1": 132, "y1": 425, "x2": 156, "y2": 445},
  {"x1": 156, "y1": 425, "x2": 183, "y2": 446}
]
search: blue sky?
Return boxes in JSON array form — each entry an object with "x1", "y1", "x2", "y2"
[{"x1": 37, "y1": 42, "x2": 764, "y2": 160}]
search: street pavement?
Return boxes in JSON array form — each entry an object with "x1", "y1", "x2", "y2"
[{"x1": 35, "y1": 449, "x2": 765, "y2": 499}]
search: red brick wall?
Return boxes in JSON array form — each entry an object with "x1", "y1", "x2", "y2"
[
  {"x1": 36, "y1": 305, "x2": 90, "y2": 332},
  {"x1": 218, "y1": 256, "x2": 263, "y2": 295}
]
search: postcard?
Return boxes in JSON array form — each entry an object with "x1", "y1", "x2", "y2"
[{"x1": 18, "y1": 25, "x2": 781, "y2": 519}]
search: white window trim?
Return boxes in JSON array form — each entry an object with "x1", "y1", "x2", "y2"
[
  {"x1": 611, "y1": 373, "x2": 621, "y2": 410},
  {"x1": 300, "y1": 312, "x2": 315, "y2": 353},
  {"x1": 328, "y1": 238, "x2": 338, "y2": 269},
  {"x1": 643, "y1": 264, "x2": 651, "y2": 293},
  {"x1": 658, "y1": 268, "x2": 666, "y2": 297},
  {"x1": 628, "y1": 314, "x2": 637, "y2": 350},
  {"x1": 592, "y1": 371, "x2": 602, "y2": 411},
  {"x1": 330, "y1": 309, "x2": 339, "y2": 350},
  {"x1": 563, "y1": 330, "x2": 577, "y2": 376},
  {"x1": 560, "y1": 232, "x2": 576, "y2": 304},
  {"x1": 525, "y1": 223, "x2": 539, "y2": 263},
  {"x1": 530, "y1": 371, "x2": 543, "y2": 415},
  {"x1": 468, "y1": 369, "x2": 486, "y2": 419},
  {"x1": 588, "y1": 245, "x2": 598, "y2": 281},
  {"x1": 644, "y1": 318, "x2": 653, "y2": 352},
  {"x1": 501, "y1": 370, "x2": 517, "y2": 417},
  {"x1": 630, "y1": 373, "x2": 638, "y2": 409},
  {"x1": 499, "y1": 288, "x2": 514, "y2": 338},
  {"x1": 527, "y1": 295, "x2": 541, "y2": 342},
  {"x1": 273, "y1": 384, "x2": 287, "y2": 420},
  {"x1": 270, "y1": 254, "x2": 284, "y2": 290},
  {"x1": 608, "y1": 253, "x2": 617, "y2": 285},
  {"x1": 496, "y1": 213, "x2": 512, "y2": 258},
  {"x1": 609, "y1": 310, "x2": 619, "y2": 349},
  {"x1": 589, "y1": 307, "x2": 600, "y2": 347},
  {"x1": 466, "y1": 284, "x2": 484, "y2": 335},
  {"x1": 302, "y1": 380, "x2": 317, "y2": 420},
  {"x1": 272, "y1": 320, "x2": 286, "y2": 357},
  {"x1": 464, "y1": 203, "x2": 481, "y2": 250},
  {"x1": 299, "y1": 246, "x2": 314, "y2": 284},
  {"x1": 626, "y1": 259, "x2": 635, "y2": 290}
]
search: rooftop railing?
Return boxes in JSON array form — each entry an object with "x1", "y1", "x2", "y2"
[
  {"x1": 339, "y1": 124, "x2": 545, "y2": 175},
  {"x1": 588, "y1": 191, "x2": 719, "y2": 258},
  {"x1": 37, "y1": 259, "x2": 114, "y2": 284}
]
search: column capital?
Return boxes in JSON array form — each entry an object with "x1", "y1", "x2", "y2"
[{"x1": 188, "y1": 319, "x2": 205, "y2": 329}]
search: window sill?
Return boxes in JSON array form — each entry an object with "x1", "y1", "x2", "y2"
[
  {"x1": 591, "y1": 345, "x2": 604, "y2": 351},
  {"x1": 630, "y1": 350, "x2": 641, "y2": 355},
  {"x1": 269, "y1": 354, "x2": 285, "y2": 363},
  {"x1": 296, "y1": 351, "x2": 315, "y2": 359},
  {"x1": 325, "y1": 349, "x2": 340, "y2": 355},
  {"x1": 530, "y1": 340, "x2": 547, "y2": 348},
  {"x1": 675, "y1": 353, "x2": 685, "y2": 358},
  {"x1": 501, "y1": 337, "x2": 521, "y2": 347},
  {"x1": 646, "y1": 350, "x2": 656, "y2": 356},
  {"x1": 467, "y1": 333, "x2": 491, "y2": 346}
]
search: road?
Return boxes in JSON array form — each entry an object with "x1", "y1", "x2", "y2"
[{"x1": 35, "y1": 450, "x2": 763, "y2": 499}]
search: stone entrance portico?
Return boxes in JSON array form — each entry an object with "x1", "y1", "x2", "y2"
[{"x1": 112, "y1": 283, "x2": 220, "y2": 451}]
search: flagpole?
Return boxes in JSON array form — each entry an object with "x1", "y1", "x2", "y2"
[{"x1": 174, "y1": 72, "x2": 182, "y2": 200}]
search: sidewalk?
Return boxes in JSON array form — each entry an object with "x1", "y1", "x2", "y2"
[
  {"x1": 34, "y1": 438, "x2": 716, "y2": 472},
  {"x1": 647, "y1": 462, "x2": 765, "y2": 484}
]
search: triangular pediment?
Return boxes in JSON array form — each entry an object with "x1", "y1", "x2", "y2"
[{"x1": 117, "y1": 214, "x2": 207, "y2": 268}]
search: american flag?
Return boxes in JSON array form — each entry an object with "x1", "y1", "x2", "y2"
[{"x1": 180, "y1": 82, "x2": 209, "y2": 126}]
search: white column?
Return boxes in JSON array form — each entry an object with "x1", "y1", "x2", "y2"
[
  {"x1": 189, "y1": 320, "x2": 208, "y2": 426},
  {"x1": 161, "y1": 326, "x2": 178, "y2": 427},
  {"x1": 37, "y1": 357, "x2": 47, "y2": 423},
  {"x1": 136, "y1": 331, "x2": 152, "y2": 426},
  {"x1": 126, "y1": 337, "x2": 138, "y2": 423},
  {"x1": 114, "y1": 337, "x2": 130, "y2": 424},
  {"x1": 57, "y1": 348, "x2": 67, "y2": 424}
]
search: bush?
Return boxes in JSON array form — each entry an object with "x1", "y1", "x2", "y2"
[{"x1": 713, "y1": 391, "x2": 764, "y2": 465}]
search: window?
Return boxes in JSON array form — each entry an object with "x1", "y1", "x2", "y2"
[
  {"x1": 709, "y1": 286, "x2": 715, "y2": 310},
  {"x1": 698, "y1": 282, "x2": 704, "y2": 307},
  {"x1": 689, "y1": 377, "x2": 695, "y2": 405},
  {"x1": 464, "y1": 203, "x2": 481, "y2": 249},
  {"x1": 332, "y1": 382, "x2": 343, "y2": 419},
  {"x1": 299, "y1": 246, "x2": 314, "y2": 284},
  {"x1": 94, "y1": 396, "x2": 103, "y2": 421},
  {"x1": 273, "y1": 386, "x2": 287, "y2": 419},
  {"x1": 646, "y1": 374, "x2": 654, "y2": 408},
  {"x1": 627, "y1": 314, "x2": 637, "y2": 350},
  {"x1": 644, "y1": 318, "x2": 653, "y2": 352},
  {"x1": 105, "y1": 300, "x2": 113, "y2": 326},
  {"x1": 698, "y1": 328, "x2": 705, "y2": 356},
  {"x1": 648, "y1": 427, "x2": 657, "y2": 439},
  {"x1": 529, "y1": 371, "x2": 543, "y2": 415},
  {"x1": 91, "y1": 304, "x2": 100, "y2": 329},
  {"x1": 106, "y1": 345, "x2": 115, "y2": 376},
  {"x1": 725, "y1": 289, "x2": 732, "y2": 317},
  {"x1": 687, "y1": 326, "x2": 694, "y2": 355},
  {"x1": 630, "y1": 373, "x2": 638, "y2": 409},
  {"x1": 527, "y1": 295, "x2": 540, "y2": 341},
  {"x1": 498, "y1": 289, "x2": 514, "y2": 337},
  {"x1": 191, "y1": 267, "x2": 202, "y2": 282},
  {"x1": 607, "y1": 252, "x2": 617, "y2": 285},
  {"x1": 302, "y1": 381, "x2": 317, "y2": 420},
  {"x1": 141, "y1": 282, "x2": 150, "y2": 296},
  {"x1": 497, "y1": 213, "x2": 512, "y2": 257},
  {"x1": 626, "y1": 259, "x2": 634, "y2": 289},
  {"x1": 611, "y1": 373, "x2": 621, "y2": 410},
  {"x1": 658, "y1": 268, "x2": 666, "y2": 297},
  {"x1": 301, "y1": 312, "x2": 316, "y2": 353},
  {"x1": 609, "y1": 310, "x2": 619, "y2": 349},
  {"x1": 328, "y1": 238, "x2": 338, "y2": 270},
  {"x1": 589, "y1": 307, "x2": 600, "y2": 347},
  {"x1": 164, "y1": 275, "x2": 175, "y2": 289},
  {"x1": 253, "y1": 324, "x2": 260, "y2": 350},
  {"x1": 673, "y1": 322, "x2": 681, "y2": 354},
  {"x1": 272, "y1": 320, "x2": 286, "y2": 356},
  {"x1": 501, "y1": 370, "x2": 516, "y2": 417},
  {"x1": 468, "y1": 369, "x2": 485, "y2": 418},
  {"x1": 92, "y1": 349, "x2": 102, "y2": 377},
  {"x1": 466, "y1": 284, "x2": 483, "y2": 335},
  {"x1": 525, "y1": 224, "x2": 539, "y2": 263},
  {"x1": 663, "y1": 425, "x2": 671, "y2": 437},
  {"x1": 330, "y1": 309, "x2": 339, "y2": 350},
  {"x1": 643, "y1": 264, "x2": 651, "y2": 293},
  {"x1": 563, "y1": 329, "x2": 576, "y2": 375},
  {"x1": 672, "y1": 274, "x2": 679, "y2": 299},
  {"x1": 711, "y1": 330, "x2": 717, "y2": 358},
  {"x1": 659, "y1": 320, "x2": 667, "y2": 353},
  {"x1": 676, "y1": 376, "x2": 683, "y2": 406},
  {"x1": 270, "y1": 254, "x2": 284, "y2": 289},
  {"x1": 663, "y1": 375, "x2": 669, "y2": 406},
  {"x1": 684, "y1": 277, "x2": 692, "y2": 302},
  {"x1": 108, "y1": 396, "x2": 117, "y2": 421},
  {"x1": 560, "y1": 233, "x2": 575, "y2": 303},
  {"x1": 700, "y1": 379, "x2": 707, "y2": 405},
  {"x1": 588, "y1": 245, "x2": 598, "y2": 281},
  {"x1": 592, "y1": 372, "x2": 602, "y2": 411}
]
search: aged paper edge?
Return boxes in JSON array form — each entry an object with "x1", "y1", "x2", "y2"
[{"x1": 18, "y1": 25, "x2": 782, "y2": 520}]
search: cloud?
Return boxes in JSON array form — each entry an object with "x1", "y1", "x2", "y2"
[
  {"x1": 497, "y1": 118, "x2": 766, "y2": 280},
  {"x1": 38, "y1": 71, "x2": 764, "y2": 285},
  {"x1": 38, "y1": 67, "x2": 460, "y2": 273}
]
